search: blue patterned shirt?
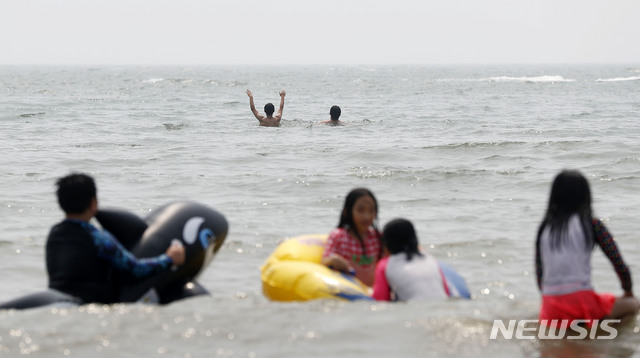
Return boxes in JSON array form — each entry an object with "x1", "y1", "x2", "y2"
[{"x1": 68, "y1": 219, "x2": 173, "y2": 278}]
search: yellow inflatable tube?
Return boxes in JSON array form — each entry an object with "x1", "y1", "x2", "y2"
[{"x1": 261, "y1": 234, "x2": 372, "y2": 301}]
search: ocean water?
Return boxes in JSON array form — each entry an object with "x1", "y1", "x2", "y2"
[{"x1": 1, "y1": 64, "x2": 639, "y2": 357}]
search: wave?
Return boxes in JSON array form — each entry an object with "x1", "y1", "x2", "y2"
[
  {"x1": 347, "y1": 165, "x2": 527, "y2": 181},
  {"x1": 142, "y1": 78, "x2": 249, "y2": 87},
  {"x1": 595, "y1": 76, "x2": 640, "y2": 82},
  {"x1": 163, "y1": 122, "x2": 188, "y2": 130},
  {"x1": 19, "y1": 112, "x2": 46, "y2": 118},
  {"x1": 487, "y1": 75, "x2": 574, "y2": 83},
  {"x1": 437, "y1": 76, "x2": 575, "y2": 83},
  {"x1": 423, "y1": 141, "x2": 529, "y2": 150}
]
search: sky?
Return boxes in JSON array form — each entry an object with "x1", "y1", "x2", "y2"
[{"x1": 1, "y1": 0, "x2": 639, "y2": 65}]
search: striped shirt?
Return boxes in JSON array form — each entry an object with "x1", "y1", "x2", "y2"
[{"x1": 323, "y1": 227, "x2": 381, "y2": 286}]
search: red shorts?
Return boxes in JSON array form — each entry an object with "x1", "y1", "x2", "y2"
[{"x1": 540, "y1": 290, "x2": 616, "y2": 327}]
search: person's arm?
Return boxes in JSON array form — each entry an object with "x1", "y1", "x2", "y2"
[
  {"x1": 371, "y1": 257, "x2": 391, "y2": 301},
  {"x1": 321, "y1": 254, "x2": 351, "y2": 272},
  {"x1": 90, "y1": 227, "x2": 184, "y2": 278},
  {"x1": 246, "y1": 89, "x2": 263, "y2": 121},
  {"x1": 322, "y1": 229, "x2": 352, "y2": 273},
  {"x1": 274, "y1": 90, "x2": 286, "y2": 119},
  {"x1": 593, "y1": 218, "x2": 633, "y2": 295},
  {"x1": 535, "y1": 236, "x2": 542, "y2": 291}
]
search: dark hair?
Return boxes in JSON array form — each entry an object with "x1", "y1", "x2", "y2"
[
  {"x1": 56, "y1": 173, "x2": 97, "y2": 214},
  {"x1": 264, "y1": 103, "x2": 275, "y2": 116},
  {"x1": 330, "y1": 105, "x2": 341, "y2": 120},
  {"x1": 382, "y1": 218, "x2": 423, "y2": 261},
  {"x1": 337, "y1": 188, "x2": 381, "y2": 254},
  {"x1": 537, "y1": 170, "x2": 594, "y2": 250}
]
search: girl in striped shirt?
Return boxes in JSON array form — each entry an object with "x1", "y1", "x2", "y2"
[{"x1": 322, "y1": 188, "x2": 383, "y2": 286}]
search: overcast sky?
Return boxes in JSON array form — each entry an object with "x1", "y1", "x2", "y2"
[{"x1": 1, "y1": 0, "x2": 638, "y2": 65}]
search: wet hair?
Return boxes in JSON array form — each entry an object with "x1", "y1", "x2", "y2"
[
  {"x1": 337, "y1": 188, "x2": 381, "y2": 254},
  {"x1": 537, "y1": 169, "x2": 594, "y2": 250},
  {"x1": 56, "y1": 173, "x2": 97, "y2": 214},
  {"x1": 330, "y1": 105, "x2": 341, "y2": 120},
  {"x1": 264, "y1": 103, "x2": 275, "y2": 116},
  {"x1": 382, "y1": 218, "x2": 423, "y2": 261}
]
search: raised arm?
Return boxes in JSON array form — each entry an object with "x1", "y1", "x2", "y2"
[
  {"x1": 275, "y1": 90, "x2": 286, "y2": 119},
  {"x1": 246, "y1": 89, "x2": 264, "y2": 121}
]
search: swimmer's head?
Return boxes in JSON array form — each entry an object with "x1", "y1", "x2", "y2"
[
  {"x1": 338, "y1": 188, "x2": 378, "y2": 234},
  {"x1": 56, "y1": 173, "x2": 97, "y2": 214},
  {"x1": 264, "y1": 103, "x2": 275, "y2": 116},
  {"x1": 547, "y1": 169, "x2": 592, "y2": 219},
  {"x1": 330, "y1": 105, "x2": 341, "y2": 120},
  {"x1": 382, "y1": 218, "x2": 421, "y2": 261},
  {"x1": 543, "y1": 169, "x2": 594, "y2": 250}
]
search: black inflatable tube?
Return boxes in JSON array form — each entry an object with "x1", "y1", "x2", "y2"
[
  {"x1": 0, "y1": 290, "x2": 81, "y2": 309},
  {"x1": 106, "y1": 201, "x2": 228, "y2": 303},
  {"x1": 0, "y1": 201, "x2": 228, "y2": 309},
  {"x1": 95, "y1": 208, "x2": 148, "y2": 251}
]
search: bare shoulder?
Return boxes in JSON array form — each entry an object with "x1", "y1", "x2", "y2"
[{"x1": 259, "y1": 118, "x2": 281, "y2": 127}]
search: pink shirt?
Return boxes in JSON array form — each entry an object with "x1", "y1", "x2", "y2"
[
  {"x1": 323, "y1": 227, "x2": 381, "y2": 286},
  {"x1": 372, "y1": 257, "x2": 392, "y2": 301}
]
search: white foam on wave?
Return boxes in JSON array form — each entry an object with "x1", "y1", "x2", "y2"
[
  {"x1": 143, "y1": 78, "x2": 164, "y2": 83},
  {"x1": 595, "y1": 76, "x2": 640, "y2": 82},
  {"x1": 487, "y1": 75, "x2": 574, "y2": 83},
  {"x1": 436, "y1": 75, "x2": 575, "y2": 83}
]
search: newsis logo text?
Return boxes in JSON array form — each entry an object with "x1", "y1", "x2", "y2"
[{"x1": 490, "y1": 319, "x2": 620, "y2": 340}]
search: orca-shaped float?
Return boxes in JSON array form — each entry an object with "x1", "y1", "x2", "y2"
[{"x1": 0, "y1": 201, "x2": 228, "y2": 310}]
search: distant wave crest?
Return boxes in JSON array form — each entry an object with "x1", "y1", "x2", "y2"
[
  {"x1": 487, "y1": 75, "x2": 574, "y2": 83},
  {"x1": 437, "y1": 75, "x2": 574, "y2": 83},
  {"x1": 595, "y1": 76, "x2": 640, "y2": 82},
  {"x1": 19, "y1": 112, "x2": 46, "y2": 118}
]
